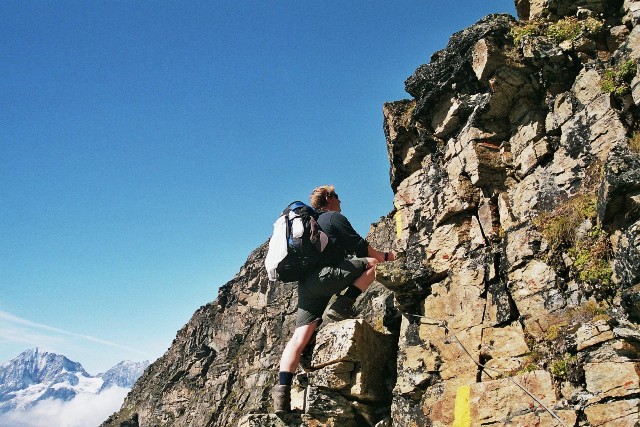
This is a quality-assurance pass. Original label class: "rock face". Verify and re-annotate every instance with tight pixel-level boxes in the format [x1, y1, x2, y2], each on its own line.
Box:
[103, 2, 640, 426]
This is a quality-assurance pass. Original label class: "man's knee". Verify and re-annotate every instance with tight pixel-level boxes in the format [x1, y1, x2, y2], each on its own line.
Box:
[362, 265, 377, 281]
[366, 257, 379, 269]
[353, 264, 376, 290]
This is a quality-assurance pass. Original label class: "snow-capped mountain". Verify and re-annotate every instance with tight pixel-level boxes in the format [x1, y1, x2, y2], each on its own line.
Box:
[98, 360, 148, 393]
[0, 348, 149, 415]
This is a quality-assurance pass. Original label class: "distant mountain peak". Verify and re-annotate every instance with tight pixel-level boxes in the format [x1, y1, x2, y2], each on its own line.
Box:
[0, 349, 148, 415]
[98, 360, 149, 393]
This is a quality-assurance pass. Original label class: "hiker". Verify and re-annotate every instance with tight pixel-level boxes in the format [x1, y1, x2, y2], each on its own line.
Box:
[272, 185, 395, 414]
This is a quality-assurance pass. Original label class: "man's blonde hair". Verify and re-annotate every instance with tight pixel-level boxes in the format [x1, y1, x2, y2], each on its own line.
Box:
[309, 185, 335, 209]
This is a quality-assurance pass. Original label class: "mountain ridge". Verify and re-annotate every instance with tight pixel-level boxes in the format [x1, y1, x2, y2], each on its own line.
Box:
[0, 348, 149, 415]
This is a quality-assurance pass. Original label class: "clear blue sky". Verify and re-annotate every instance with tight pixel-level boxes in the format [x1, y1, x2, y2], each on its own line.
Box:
[1, 0, 517, 374]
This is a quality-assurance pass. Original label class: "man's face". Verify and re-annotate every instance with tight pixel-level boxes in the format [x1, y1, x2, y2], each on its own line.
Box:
[327, 192, 341, 212]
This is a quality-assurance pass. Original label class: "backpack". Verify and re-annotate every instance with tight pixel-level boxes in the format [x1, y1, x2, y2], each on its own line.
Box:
[265, 201, 328, 282]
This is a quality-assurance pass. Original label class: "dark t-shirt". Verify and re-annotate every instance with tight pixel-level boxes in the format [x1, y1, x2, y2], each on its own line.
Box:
[317, 211, 368, 266]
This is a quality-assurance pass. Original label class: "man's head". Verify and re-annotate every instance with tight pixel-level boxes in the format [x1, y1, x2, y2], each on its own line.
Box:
[310, 185, 341, 212]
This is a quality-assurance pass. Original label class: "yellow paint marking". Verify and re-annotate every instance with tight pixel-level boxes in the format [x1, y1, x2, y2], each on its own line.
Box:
[452, 384, 471, 427]
[393, 201, 402, 239]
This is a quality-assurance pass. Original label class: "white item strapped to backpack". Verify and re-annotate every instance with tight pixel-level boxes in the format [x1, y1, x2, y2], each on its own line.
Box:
[265, 215, 288, 281]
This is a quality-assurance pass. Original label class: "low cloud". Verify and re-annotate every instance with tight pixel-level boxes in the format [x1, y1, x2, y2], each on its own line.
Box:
[0, 387, 128, 427]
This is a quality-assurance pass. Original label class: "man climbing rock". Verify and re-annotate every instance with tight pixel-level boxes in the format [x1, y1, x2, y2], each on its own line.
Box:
[272, 185, 395, 414]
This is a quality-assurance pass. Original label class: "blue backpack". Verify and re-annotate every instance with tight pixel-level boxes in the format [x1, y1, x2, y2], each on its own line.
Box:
[265, 201, 328, 282]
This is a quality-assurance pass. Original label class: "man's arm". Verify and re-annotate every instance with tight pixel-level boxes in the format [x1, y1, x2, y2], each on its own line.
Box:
[330, 212, 395, 262]
[329, 212, 368, 256]
[368, 245, 395, 263]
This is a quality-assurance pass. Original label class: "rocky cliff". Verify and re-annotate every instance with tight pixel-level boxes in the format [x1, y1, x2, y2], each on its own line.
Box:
[102, 1, 640, 426]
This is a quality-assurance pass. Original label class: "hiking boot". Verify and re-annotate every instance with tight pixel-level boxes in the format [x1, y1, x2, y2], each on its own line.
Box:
[271, 385, 291, 414]
[326, 295, 356, 321]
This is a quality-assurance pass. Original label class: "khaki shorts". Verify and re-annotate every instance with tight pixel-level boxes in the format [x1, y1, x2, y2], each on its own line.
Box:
[295, 257, 368, 327]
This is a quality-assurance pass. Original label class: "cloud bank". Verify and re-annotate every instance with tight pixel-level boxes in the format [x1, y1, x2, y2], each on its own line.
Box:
[0, 387, 128, 427]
